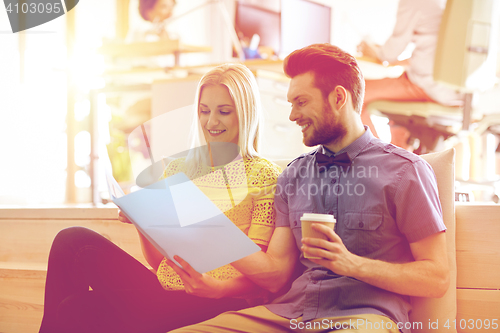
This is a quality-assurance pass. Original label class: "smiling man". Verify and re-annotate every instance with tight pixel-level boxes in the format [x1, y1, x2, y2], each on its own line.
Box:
[170, 44, 449, 333]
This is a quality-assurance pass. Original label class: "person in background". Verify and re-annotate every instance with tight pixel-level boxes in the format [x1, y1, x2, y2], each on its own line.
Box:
[38, 63, 282, 333]
[168, 43, 449, 333]
[357, 0, 462, 151]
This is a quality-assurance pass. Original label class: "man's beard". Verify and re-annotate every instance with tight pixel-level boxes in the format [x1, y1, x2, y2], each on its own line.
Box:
[303, 100, 347, 147]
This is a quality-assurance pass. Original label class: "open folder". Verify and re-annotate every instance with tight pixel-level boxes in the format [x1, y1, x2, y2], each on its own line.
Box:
[106, 170, 261, 273]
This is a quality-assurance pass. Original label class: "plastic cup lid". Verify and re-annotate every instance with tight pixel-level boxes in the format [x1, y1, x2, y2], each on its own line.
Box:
[300, 213, 335, 223]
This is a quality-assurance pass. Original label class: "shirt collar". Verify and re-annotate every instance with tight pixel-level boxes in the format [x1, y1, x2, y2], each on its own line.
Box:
[317, 126, 374, 161]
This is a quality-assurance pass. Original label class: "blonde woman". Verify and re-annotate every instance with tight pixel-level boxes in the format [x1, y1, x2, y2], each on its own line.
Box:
[38, 64, 281, 333]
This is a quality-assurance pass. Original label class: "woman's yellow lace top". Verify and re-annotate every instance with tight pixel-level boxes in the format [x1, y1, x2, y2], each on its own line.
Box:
[156, 156, 281, 290]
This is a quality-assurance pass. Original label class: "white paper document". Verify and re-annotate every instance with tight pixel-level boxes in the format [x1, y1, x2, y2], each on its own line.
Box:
[106, 171, 260, 273]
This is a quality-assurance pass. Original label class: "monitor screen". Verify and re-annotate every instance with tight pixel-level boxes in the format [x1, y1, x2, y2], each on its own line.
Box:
[281, 0, 331, 58]
[235, 3, 281, 55]
[235, 0, 331, 59]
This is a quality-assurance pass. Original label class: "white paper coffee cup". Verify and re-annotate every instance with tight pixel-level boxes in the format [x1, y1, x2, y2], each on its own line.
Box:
[301, 213, 336, 259]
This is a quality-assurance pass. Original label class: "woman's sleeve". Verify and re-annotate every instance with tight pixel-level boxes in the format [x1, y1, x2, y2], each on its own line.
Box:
[159, 158, 183, 180]
[246, 161, 282, 247]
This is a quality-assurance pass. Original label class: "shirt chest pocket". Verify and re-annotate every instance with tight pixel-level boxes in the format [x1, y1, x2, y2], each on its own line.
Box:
[340, 212, 383, 256]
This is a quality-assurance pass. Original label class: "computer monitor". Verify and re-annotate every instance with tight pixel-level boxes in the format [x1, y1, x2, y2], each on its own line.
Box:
[235, 2, 281, 55]
[280, 0, 331, 58]
[235, 0, 331, 59]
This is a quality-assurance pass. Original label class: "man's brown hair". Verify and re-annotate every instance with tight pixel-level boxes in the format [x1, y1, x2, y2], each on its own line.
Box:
[283, 43, 365, 113]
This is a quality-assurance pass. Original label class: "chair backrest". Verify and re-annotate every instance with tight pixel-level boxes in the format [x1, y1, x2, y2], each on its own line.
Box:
[410, 148, 457, 333]
[434, 0, 499, 92]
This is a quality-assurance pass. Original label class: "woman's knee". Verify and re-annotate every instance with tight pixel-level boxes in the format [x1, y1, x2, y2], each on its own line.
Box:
[54, 226, 87, 242]
[52, 227, 102, 252]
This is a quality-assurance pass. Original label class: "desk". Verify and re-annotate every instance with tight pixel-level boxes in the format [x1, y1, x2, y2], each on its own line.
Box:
[355, 56, 404, 80]
[98, 39, 212, 67]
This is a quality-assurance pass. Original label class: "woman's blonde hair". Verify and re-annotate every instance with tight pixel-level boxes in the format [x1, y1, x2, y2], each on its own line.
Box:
[190, 63, 262, 156]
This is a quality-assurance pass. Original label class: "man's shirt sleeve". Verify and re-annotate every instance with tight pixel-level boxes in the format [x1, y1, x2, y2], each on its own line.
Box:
[275, 173, 291, 228]
[393, 159, 446, 243]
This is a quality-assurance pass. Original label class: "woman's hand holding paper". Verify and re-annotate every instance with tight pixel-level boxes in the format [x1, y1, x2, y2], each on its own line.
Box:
[118, 210, 133, 224]
[167, 256, 224, 299]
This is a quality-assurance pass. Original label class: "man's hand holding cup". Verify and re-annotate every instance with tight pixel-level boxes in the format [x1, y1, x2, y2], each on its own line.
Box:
[300, 213, 336, 260]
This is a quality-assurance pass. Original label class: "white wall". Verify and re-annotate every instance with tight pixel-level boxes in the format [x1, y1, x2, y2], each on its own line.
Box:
[310, 0, 398, 54]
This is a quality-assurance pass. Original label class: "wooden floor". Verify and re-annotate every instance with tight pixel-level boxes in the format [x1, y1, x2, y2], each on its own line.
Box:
[455, 204, 500, 332]
[0, 265, 46, 333]
[0, 206, 146, 333]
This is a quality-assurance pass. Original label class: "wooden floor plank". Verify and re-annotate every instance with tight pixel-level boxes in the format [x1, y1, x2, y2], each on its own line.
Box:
[0, 297, 43, 333]
[0, 219, 147, 266]
[456, 289, 500, 333]
[0, 205, 118, 220]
